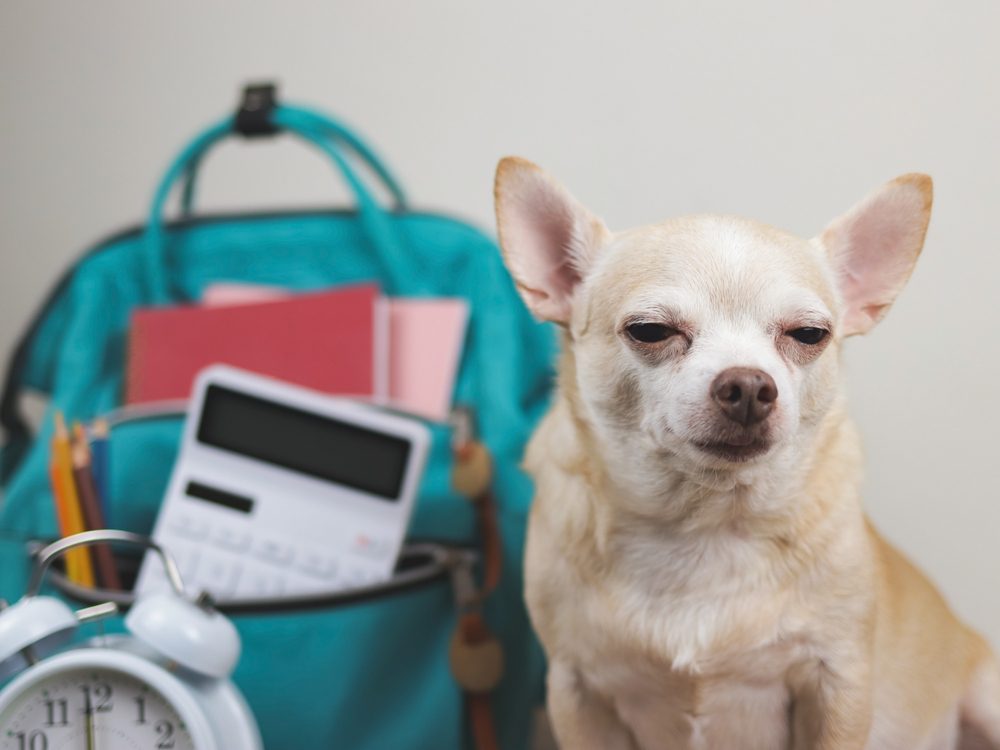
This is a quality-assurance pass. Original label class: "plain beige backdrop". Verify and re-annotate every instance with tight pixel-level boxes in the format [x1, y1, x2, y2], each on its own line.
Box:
[1, 0, 997, 661]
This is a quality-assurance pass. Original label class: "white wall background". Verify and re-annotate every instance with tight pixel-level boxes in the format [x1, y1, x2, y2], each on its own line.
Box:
[2, 1, 998, 644]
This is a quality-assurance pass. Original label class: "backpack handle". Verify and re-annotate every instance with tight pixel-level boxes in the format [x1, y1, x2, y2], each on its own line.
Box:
[177, 104, 409, 216]
[142, 104, 424, 304]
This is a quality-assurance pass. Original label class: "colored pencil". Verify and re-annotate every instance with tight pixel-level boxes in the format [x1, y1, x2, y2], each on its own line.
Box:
[72, 424, 122, 591]
[90, 418, 111, 525]
[52, 412, 95, 587]
[48, 461, 81, 583]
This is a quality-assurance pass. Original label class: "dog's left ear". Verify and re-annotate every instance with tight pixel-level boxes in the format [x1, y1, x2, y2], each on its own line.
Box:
[818, 173, 933, 336]
[494, 157, 610, 324]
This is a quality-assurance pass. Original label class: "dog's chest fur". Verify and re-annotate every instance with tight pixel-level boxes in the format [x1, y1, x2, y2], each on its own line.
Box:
[528, 516, 813, 749]
[583, 645, 796, 750]
[523, 404, 855, 749]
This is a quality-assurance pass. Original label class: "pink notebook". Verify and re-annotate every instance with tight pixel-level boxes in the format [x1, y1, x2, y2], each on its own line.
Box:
[203, 283, 468, 420]
[386, 298, 469, 420]
[127, 285, 387, 404]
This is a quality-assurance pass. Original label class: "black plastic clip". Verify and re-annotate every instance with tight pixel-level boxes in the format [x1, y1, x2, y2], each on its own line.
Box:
[234, 83, 279, 138]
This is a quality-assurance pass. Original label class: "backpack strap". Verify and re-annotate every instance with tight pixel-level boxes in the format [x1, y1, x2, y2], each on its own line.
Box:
[0, 333, 33, 485]
[142, 103, 424, 304]
[0, 260, 80, 485]
[178, 92, 409, 217]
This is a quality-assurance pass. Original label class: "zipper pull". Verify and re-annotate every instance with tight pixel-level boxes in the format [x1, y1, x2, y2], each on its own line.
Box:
[448, 551, 481, 612]
[450, 406, 493, 500]
[450, 611, 504, 694]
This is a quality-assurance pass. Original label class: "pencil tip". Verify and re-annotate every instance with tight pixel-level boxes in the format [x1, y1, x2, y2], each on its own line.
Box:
[71, 440, 85, 467]
[73, 423, 92, 460]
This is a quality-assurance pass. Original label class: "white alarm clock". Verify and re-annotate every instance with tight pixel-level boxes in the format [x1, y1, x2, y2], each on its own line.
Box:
[0, 530, 262, 750]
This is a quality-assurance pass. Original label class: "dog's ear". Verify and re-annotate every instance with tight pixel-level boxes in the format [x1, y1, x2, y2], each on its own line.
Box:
[494, 157, 610, 323]
[818, 174, 933, 336]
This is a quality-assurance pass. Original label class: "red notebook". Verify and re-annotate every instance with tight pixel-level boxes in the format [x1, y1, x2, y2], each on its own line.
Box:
[126, 284, 387, 404]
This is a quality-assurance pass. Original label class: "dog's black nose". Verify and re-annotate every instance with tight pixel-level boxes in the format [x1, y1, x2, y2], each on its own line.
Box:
[711, 368, 778, 426]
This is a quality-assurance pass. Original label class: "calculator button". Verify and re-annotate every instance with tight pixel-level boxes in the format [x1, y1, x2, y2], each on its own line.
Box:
[351, 534, 371, 552]
[358, 569, 386, 586]
[243, 568, 269, 597]
[255, 539, 295, 566]
[172, 545, 201, 581]
[199, 556, 241, 598]
[342, 568, 372, 588]
[213, 528, 252, 552]
[351, 534, 390, 559]
[243, 566, 286, 598]
[297, 552, 338, 580]
[168, 515, 209, 541]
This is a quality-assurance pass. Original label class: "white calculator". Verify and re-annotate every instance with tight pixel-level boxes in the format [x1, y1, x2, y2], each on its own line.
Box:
[136, 365, 431, 601]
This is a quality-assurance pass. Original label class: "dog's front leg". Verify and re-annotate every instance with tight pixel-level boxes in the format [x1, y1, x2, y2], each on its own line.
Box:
[546, 660, 638, 750]
[789, 658, 873, 750]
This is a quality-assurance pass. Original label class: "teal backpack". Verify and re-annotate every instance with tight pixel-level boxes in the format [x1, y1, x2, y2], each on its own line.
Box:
[0, 89, 554, 749]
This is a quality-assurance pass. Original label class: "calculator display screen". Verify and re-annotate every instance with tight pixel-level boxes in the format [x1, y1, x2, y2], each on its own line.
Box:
[197, 385, 411, 501]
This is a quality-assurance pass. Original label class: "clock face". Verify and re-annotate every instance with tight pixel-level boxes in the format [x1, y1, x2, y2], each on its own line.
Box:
[0, 667, 195, 750]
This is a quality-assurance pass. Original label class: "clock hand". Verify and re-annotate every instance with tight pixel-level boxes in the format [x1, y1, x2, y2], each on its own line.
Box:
[85, 707, 95, 750]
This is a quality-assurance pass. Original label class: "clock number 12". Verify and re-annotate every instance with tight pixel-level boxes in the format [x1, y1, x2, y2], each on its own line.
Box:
[80, 683, 113, 714]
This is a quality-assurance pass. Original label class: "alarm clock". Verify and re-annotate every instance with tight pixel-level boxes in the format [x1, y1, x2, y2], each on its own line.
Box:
[0, 530, 262, 750]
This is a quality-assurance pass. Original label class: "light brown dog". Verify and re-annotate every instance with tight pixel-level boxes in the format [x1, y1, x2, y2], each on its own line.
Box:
[494, 157, 1000, 749]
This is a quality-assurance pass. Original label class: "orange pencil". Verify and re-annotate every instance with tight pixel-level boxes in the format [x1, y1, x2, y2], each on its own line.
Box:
[72, 424, 121, 591]
[52, 412, 95, 587]
[48, 461, 81, 582]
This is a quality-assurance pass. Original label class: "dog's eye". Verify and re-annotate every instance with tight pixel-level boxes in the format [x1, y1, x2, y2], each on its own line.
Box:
[626, 323, 677, 343]
[788, 327, 829, 345]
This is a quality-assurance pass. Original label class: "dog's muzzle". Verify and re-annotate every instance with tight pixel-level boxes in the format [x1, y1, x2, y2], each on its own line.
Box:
[695, 367, 778, 462]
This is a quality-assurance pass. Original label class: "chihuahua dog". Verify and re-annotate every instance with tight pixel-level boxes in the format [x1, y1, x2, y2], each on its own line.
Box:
[494, 158, 1000, 749]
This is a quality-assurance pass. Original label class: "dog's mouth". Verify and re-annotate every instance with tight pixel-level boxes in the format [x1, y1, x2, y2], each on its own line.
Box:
[694, 436, 771, 463]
